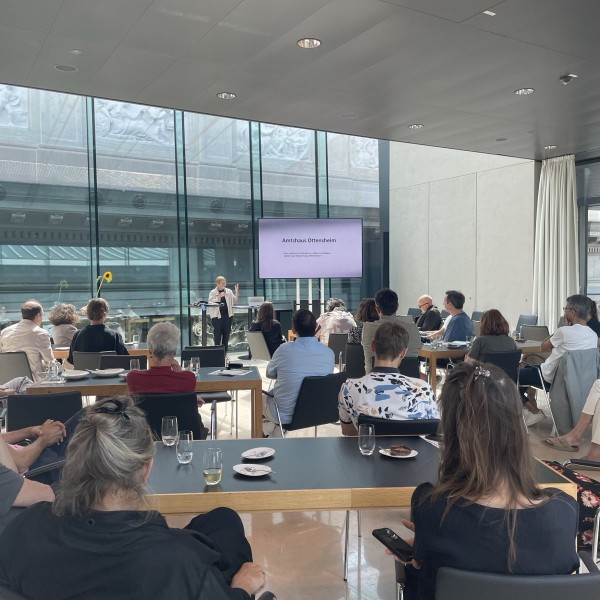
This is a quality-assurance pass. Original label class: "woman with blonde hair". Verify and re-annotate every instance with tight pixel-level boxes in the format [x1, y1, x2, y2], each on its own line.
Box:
[0, 396, 267, 599]
[208, 276, 239, 352]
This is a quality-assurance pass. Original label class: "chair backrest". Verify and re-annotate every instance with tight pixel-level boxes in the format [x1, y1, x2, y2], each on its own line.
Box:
[100, 354, 148, 370]
[345, 343, 366, 378]
[328, 333, 348, 365]
[73, 351, 116, 370]
[440, 310, 450, 319]
[516, 314, 538, 332]
[520, 325, 550, 341]
[181, 346, 225, 367]
[134, 392, 205, 440]
[0, 582, 29, 600]
[407, 307, 421, 318]
[246, 331, 272, 361]
[357, 413, 439, 435]
[398, 356, 420, 379]
[5, 391, 83, 431]
[482, 350, 523, 383]
[287, 372, 347, 431]
[436, 565, 599, 600]
[472, 320, 481, 336]
[395, 317, 422, 356]
[471, 310, 484, 321]
[0, 351, 33, 382]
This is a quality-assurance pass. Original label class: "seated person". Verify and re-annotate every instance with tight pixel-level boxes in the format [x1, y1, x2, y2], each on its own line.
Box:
[339, 322, 438, 434]
[0, 435, 55, 536]
[0, 396, 267, 599]
[67, 298, 129, 365]
[415, 295, 441, 331]
[263, 309, 335, 437]
[585, 295, 600, 337]
[127, 322, 196, 394]
[544, 378, 600, 458]
[248, 301, 285, 357]
[441, 290, 473, 342]
[48, 303, 79, 347]
[464, 309, 516, 364]
[392, 363, 578, 600]
[316, 298, 356, 346]
[347, 298, 378, 344]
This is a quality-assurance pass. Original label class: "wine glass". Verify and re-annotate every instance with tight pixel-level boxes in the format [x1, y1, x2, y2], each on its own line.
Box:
[161, 416, 178, 447]
[132, 334, 140, 348]
[203, 447, 222, 485]
[176, 430, 193, 464]
[190, 356, 200, 373]
[130, 358, 140, 371]
[358, 424, 375, 456]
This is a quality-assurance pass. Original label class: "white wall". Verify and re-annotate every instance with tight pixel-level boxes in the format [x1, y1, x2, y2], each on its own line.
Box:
[389, 142, 540, 330]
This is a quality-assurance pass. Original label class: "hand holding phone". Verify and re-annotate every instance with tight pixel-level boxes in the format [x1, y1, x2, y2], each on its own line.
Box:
[372, 528, 413, 562]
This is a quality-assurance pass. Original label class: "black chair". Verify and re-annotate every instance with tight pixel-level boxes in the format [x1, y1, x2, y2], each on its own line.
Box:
[516, 314, 538, 333]
[270, 372, 347, 436]
[483, 350, 522, 383]
[398, 356, 420, 379]
[5, 392, 83, 432]
[520, 324, 549, 342]
[72, 351, 116, 370]
[100, 354, 148, 370]
[471, 310, 484, 321]
[472, 320, 481, 336]
[440, 310, 450, 319]
[181, 345, 234, 438]
[407, 307, 421, 319]
[0, 582, 30, 600]
[0, 351, 33, 383]
[357, 413, 439, 436]
[345, 343, 366, 378]
[328, 333, 348, 366]
[134, 392, 207, 440]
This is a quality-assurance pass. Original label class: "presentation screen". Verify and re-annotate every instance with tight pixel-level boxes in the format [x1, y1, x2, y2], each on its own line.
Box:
[258, 218, 363, 279]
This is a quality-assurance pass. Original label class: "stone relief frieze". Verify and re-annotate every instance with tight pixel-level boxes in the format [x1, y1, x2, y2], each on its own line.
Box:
[350, 137, 378, 169]
[261, 124, 312, 161]
[0, 85, 28, 127]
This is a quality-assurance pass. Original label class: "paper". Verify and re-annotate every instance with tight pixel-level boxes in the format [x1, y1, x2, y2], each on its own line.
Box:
[209, 369, 252, 377]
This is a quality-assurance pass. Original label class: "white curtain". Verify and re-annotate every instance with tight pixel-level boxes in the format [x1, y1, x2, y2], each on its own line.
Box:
[532, 154, 578, 332]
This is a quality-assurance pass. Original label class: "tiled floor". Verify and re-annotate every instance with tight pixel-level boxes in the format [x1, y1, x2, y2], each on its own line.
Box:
[167, 361, 598, 599]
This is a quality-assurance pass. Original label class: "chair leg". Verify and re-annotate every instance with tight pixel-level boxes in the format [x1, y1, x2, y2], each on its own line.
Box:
[343, 510, 350, 581]
[593, 507, 600, 564]
[210, 400, 217, 440]
[357, 509, 361, 537]
[235, 391, 239, 439]
[273, 401, 286, 438]
[536, 367, 558, 436]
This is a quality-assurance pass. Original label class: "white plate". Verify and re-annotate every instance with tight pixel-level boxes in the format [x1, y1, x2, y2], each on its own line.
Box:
[63, 370, 89, 380]
[93, 368, 124, 378]
[379, 448, 418, 459]
[233, 464, 272, 477]
[118, 371, 130, 379]
[241, 447, 275, 460]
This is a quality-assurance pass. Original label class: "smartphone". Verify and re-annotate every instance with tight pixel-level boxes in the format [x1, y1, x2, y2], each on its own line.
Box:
[372, 528, 413, 561]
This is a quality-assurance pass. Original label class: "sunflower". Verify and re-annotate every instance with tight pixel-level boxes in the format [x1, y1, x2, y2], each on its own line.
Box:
[103, 271, 113, 283]
[96, 270, 113, 297]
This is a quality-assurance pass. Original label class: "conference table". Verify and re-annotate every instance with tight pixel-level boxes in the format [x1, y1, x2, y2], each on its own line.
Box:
[419, 340, 543, 394]
[27, 366, 265, 438]
[148, 436, 574, 515]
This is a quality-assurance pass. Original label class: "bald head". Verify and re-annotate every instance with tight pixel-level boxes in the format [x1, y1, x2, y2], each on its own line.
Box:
[418, 295, 433, 312]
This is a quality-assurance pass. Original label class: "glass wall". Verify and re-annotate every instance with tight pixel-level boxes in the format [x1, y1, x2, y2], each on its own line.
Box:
[0, 84, 381, 348]
[577, 161, 600, 303]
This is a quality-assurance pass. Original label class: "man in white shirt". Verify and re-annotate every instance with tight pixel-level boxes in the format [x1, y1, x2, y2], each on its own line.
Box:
[0, 300, 54, 382]
[519, 294, 598, 416]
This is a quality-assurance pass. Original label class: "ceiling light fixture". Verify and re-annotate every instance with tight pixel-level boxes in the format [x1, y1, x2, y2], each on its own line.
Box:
[544, 145, 558, 150]
[559, 73, 578, 85]
[54, 64, 78, 72]
[494, 137, 508, 142]
[408, 123, 424, 130]
[482, 10, 496, 16]
[216, 92, 236, 100]
[514, 87, 535, 95]
[68, 49, 82, 55]
[297, 38, 321, 49]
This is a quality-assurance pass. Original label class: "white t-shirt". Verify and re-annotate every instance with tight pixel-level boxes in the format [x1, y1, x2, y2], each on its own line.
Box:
[541, 324, 598, 382]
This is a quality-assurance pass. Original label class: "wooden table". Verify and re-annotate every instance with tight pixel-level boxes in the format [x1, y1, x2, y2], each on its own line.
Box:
[418, 340, 543, 394]
[148, 436, 575, 515]
[52, 345, 150, 361]
[27, 366, 265, 438]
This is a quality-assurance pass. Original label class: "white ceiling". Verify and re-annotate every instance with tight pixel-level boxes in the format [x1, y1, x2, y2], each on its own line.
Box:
[2, 0, 600, 160]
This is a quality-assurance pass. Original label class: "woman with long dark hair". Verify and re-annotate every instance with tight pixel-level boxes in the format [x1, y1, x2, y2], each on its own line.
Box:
[248, 301, 285, 357]
[347, 298, 378, 344]
[397, 363, 578, 600]
[464, 308, 516, 364]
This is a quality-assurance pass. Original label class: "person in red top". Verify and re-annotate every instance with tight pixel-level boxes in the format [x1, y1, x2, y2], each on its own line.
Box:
[127, 322, 198, 395]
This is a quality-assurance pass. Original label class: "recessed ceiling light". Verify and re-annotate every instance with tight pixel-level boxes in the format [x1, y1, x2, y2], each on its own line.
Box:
[494, 137, 508, 142]
[483, 10, 496, 16]
[341, 113, 356, 119]
[559, 73, 578, 85]
[54, 64, 77, 72]
[216, 92, 236, 100]
[68, 49, 82, 55]
[514, 88, 535, 95]
[297, 38, 321, 49]
[544, 145, 558, 150]
[408, 123, 424, 130]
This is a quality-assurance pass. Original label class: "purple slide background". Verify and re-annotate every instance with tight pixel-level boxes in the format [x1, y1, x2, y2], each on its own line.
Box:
[258, 218, 363, 278]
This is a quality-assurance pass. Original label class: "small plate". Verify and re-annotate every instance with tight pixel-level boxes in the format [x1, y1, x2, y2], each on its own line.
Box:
[241, 447, 275, 460]
[63, 370, 89, 380]
[233, 464, 272, 477]
[118, 371, 130, 379]
[379, 448, 418, 459]
[93, 368, 124, 378]
[515, 338, 527, 343]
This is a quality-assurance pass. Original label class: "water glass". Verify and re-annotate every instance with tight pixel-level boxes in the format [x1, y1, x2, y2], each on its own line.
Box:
[161, 416, 178, 447]
[203, 447, 223, 485]
[130, 358, 140, 371]
[466, 335, 475, 348]
[190, 356, 200, 373]
[176, 430, 194, 464]
[181, 359, 192, 371]
[132, 334, 140, 348]
[47, 360, 61, 382]
[358, 424, 376, 456]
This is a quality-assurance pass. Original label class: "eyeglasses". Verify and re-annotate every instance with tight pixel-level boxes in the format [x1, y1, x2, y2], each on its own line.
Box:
[93, 399, 130, 421]
[418, 303, 430, 309]
[563, 306, 574, 312]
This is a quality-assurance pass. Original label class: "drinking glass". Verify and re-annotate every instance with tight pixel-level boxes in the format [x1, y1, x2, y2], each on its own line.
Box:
[203, 447, 222, 485]
[358, 424, 376, 456]
[161, 416, 178, 447]
[176, 430, 194, 464]
[181, 359, 192, 371]
[132, 334, 140, 348]
[190, 356, 200, 373]
[466, 335, 475, 348]
[130, 358, 140, 371]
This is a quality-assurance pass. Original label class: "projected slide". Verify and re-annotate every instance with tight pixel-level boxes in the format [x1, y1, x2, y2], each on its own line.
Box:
[258, 218, 363, 279]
